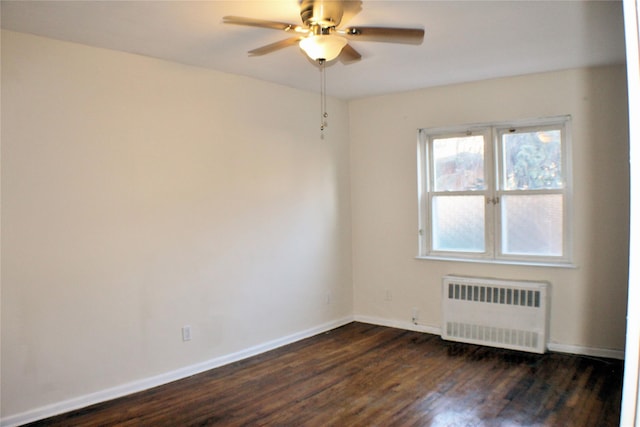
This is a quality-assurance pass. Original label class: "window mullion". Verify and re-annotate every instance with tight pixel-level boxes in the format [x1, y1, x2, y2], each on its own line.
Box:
[486, 127, 496, 259]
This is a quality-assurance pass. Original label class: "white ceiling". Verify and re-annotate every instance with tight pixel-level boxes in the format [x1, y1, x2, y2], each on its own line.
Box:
[0, 0, 627, 100]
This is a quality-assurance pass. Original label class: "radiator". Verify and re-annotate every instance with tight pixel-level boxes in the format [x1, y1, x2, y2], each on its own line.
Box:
[441, 275, 549, 354]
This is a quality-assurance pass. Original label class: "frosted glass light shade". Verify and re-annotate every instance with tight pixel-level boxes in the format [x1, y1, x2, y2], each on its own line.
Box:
[299, 34, 347, 61]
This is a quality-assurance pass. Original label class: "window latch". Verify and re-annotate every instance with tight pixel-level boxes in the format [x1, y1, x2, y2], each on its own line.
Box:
[486, 197, 500, 205]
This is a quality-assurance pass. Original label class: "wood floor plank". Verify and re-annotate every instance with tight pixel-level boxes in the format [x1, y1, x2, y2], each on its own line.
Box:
[23, 322, 623, 426]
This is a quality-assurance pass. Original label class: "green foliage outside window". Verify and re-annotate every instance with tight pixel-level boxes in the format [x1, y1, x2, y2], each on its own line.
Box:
[503, 130, 562, 191]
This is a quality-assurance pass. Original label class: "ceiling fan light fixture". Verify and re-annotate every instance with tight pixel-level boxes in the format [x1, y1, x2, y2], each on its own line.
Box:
[299, 34, 347, 61]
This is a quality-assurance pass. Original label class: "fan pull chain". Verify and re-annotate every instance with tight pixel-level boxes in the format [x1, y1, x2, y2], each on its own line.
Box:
[319, 59, 328, 139]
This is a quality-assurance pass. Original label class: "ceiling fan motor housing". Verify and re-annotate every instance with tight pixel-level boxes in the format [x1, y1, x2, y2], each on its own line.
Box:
[300, 0, 344, 28]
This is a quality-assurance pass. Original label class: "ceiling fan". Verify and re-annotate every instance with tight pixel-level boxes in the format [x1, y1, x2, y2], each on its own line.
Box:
[223, 0, 425, 64]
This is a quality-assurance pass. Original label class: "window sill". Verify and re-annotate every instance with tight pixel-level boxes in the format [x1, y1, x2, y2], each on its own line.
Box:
[414, 255, 576, 269]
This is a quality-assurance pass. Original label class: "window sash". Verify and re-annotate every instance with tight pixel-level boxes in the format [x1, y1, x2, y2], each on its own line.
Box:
[495, 124, 566, 192]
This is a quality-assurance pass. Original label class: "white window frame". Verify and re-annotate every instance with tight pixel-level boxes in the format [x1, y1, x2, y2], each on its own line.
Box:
[417, 116, 573, 266]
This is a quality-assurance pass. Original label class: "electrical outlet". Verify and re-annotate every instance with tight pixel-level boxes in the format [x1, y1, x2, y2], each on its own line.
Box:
[182, 325, 192, 342]
[325, 292, 331, 305]
[385, 290, 392, 301]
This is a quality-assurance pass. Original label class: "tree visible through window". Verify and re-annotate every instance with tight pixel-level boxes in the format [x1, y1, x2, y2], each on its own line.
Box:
[417, 117, 571, 264]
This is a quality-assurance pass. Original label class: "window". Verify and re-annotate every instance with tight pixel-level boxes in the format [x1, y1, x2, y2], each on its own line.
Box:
[417, 116, 571, 265]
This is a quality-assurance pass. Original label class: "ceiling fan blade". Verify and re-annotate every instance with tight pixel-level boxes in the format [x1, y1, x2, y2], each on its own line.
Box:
[342, 26, 425, 45]
[248, 37, 303, 56]
[340, 1, 363, 26]
[223, 16, 301, 32]
[339, 43, 362, 64]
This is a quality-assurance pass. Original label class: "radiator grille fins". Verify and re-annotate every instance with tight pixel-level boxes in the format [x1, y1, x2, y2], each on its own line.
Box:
[442, 276, 549, 354]
[447, 283, 541, 308]
[445, 322, 539, 350]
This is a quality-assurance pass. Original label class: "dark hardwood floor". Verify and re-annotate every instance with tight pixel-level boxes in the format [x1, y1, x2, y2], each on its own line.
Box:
[25, 322, 623, 426]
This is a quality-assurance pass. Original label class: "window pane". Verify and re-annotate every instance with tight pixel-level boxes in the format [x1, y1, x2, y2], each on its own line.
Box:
[501, 194, 563, 256]
[502, 130, 562, 190]
[433, 135, 485, 191]
[432, 195, 485, 252]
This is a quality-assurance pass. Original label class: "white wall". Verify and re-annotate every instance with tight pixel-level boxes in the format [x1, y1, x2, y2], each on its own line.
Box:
[349, 66, 629, 355]
[0, 30, 353, 420]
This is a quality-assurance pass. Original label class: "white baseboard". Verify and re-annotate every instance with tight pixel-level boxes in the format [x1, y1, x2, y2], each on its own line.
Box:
[0, 316, 355, 427]
[547, 342, 625, 360]
[354, 314, 442, 335]
[353, 315, 625, 360]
